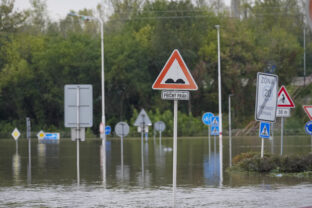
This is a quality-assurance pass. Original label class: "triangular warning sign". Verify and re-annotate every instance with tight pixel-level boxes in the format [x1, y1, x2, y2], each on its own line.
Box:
[277, 86, 295, 108]
[261, 125, 269, 137]
[303, 105, 312, 120]
[213, 128, 218, 134]
[134, 109, 152, 126]
[152, 49, 198, 90]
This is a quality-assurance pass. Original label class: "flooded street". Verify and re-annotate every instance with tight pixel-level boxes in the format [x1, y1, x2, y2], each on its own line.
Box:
[0, 136, 312, 207]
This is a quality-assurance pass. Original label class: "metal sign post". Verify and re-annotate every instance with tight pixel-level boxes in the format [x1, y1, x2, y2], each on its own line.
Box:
[276, 85, 295, 156]
[11, 128, 21, 153]
[26, 117, 31, 184]
[64, 84, 93, 186]
[152, 49, 198, 207]
[154, 121, 166, 143]
[202, 112, 214, 149]
[115, 122, 130, 181]
[259, 122, 271, 158]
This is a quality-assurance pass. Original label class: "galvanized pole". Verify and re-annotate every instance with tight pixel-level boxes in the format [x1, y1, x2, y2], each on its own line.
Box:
[141, 128, 144, 180]
[100, 18, 107, 186]
[216, 25, 223, 184]
[76, 86, 80, 186]
[261, 138, 264, 158]
[173, 100, 178, 207]
[304, 26, 306, 87]
[228, 94, 233, 167]
[271, 123, 274, 154]
[121, 135, 124, 180]
[280, 117, 284, 155]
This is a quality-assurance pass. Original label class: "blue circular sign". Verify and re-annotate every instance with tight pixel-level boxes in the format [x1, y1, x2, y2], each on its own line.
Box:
[305, 121, 312, 135]
[202, 112, 214, 126]
[105, 126, 111, 135]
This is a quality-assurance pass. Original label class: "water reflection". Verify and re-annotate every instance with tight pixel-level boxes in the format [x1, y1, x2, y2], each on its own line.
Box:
[27, 139, 31, 185]
[100, 140, 111, 187]
[1, 136, 312, 190]
[12, 153, 21, 184]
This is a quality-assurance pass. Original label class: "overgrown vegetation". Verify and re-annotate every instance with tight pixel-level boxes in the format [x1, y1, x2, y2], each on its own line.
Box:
[230, 152, 312, 174]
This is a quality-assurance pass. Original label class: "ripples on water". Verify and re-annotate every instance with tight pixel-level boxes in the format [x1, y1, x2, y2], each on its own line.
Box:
[1, 184, 312, 207]
[1, 137, 312, 207]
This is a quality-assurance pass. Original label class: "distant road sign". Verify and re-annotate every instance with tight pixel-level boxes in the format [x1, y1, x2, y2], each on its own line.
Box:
[115, 122, 130, 137]
[255, 72, 278, 122]
[11, 128, 21, 141]
[105, 126, 111, 135]
[259, 122, 270, 139]
[202, 112, 214, 126]
[211, 116, 219, 127]
[37, 130, 45, 140]
[276, 108, 290, 117]
[154, 121, 166, 132]
[161, 91, 189, 100]
[64, 85, 93, 128]
[210, 126, 219, 136]
[134, 109, 152, 127]
[305, 121, 312, 135]
[44, 133, 60, 140]
[277, 85, 295, 108]
[152, 49, 198, 91]
[303, 105, 312, 120]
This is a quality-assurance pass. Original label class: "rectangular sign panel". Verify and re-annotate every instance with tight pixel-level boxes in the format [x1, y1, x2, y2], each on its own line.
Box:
[276, 108, 290, 117]
[255, 73, 278, 122]
[259, 121, 271, 139]
[161, 91, 189, 100]
[64, 85, 93, 128]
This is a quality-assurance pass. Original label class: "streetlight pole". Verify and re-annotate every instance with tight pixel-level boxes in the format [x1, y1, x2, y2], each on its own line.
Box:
[216, 25, 223, 185]
[228, 94, 233, 167]
[68, 12, 106, 184]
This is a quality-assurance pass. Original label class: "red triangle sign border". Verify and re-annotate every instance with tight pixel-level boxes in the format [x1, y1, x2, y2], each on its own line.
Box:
[303, 105, 312, 120]
[277, 85, 295, 108]
[152, 49, 198, 91]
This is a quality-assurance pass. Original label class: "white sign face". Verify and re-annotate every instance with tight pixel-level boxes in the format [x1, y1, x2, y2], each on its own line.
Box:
[134, 109, 152, 127]
[276, 108, 290, 117]
[277, 86, 295, 108]
[71, 128, 85, 141]
[152, 49, 198, 90]
[255, 73, 278, 122]
[161, 91, 189, 100]
[37, 130, 45, 140]
[154, 121, 166, 132]
[11, 128, 21, 141]
[64, 85, 93, 128]
[115, 122, 130, 137]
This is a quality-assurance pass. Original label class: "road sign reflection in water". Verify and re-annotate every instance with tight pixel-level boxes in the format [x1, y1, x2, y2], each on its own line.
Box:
[115, 122, 130, 181]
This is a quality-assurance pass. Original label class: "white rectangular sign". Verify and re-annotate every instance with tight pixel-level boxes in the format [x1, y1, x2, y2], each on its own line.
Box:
[276, 108, 290, 117]
[161, 91, 189, 100]
[255, 72, 278, 122]
[64, 85, 93, 128]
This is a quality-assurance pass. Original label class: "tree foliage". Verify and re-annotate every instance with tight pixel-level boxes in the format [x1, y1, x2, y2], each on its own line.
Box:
[0, 0, 308, 135]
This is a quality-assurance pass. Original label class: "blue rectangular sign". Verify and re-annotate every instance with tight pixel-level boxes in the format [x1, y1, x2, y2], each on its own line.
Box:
[210, 126, 219, 136]
[211, 116, 219, 127]
[44, 133, 60, 140]
[259, 122, 270, 139]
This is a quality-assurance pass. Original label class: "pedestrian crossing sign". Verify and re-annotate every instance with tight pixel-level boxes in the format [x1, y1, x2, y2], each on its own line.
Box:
[259, 122, 270, 139]
[211, 116, 219, 127]
[210, 126, 219, 136]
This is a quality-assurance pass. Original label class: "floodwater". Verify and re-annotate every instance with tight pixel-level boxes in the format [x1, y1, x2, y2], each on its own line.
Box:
[0, 135, 312, 207]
